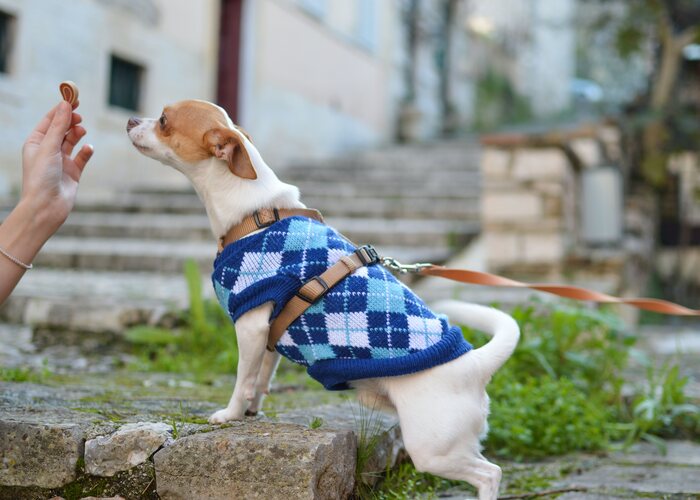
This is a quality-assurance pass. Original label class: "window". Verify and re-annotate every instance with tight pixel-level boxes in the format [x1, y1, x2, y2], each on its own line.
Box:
[0, 10, 17, 74]
[355, 0, 377, 50]
[299, 0, 326, 19]
[109, 55, 144, 111]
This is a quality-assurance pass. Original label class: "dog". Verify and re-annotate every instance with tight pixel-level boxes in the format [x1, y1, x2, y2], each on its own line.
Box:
[127, 100, 520, 500]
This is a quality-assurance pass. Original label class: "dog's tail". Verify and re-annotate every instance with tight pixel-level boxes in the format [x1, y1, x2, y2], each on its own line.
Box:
[432, 300, 520, 377]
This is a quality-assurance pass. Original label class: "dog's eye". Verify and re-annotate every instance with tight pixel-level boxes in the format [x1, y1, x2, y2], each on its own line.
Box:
[159, 114, 167, 128]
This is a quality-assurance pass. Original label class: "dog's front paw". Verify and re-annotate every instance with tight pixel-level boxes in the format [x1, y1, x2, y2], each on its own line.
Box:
[209, 408, 244, 424]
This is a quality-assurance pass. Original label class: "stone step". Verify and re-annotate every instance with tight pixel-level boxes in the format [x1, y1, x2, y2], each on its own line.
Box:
[75, 186, 480, 220]
[54, 211, 213, 240]
[327, 216, 478, 247]
[303, 194, 480, 219]
[288, 178, 481, 199]
[34, 237, 215, 273]
[75, 192, 205, 215]
[282, 166, 480, 183]
[0, 240, 448, 337]
[32, 236, 457, 273]
[285, 143, 481, 172]
[0, 269, 210, 333]
[30, 212, 474, 271]
[0, 381, 402, 499]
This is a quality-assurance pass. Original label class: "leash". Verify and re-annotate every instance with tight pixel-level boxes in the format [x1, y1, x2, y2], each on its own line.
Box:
[219, 209, 698, 352]
[381, 255, 700, 317]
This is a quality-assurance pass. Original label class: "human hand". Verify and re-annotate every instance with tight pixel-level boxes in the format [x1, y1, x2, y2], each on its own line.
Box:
[21, 100, 94, 235]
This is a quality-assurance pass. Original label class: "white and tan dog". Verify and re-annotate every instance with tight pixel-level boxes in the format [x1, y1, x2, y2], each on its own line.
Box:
[127, 100, 520, 500]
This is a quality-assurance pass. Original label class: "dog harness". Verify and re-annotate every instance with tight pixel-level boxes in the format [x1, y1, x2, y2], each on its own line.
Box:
[212, 216, 472, 390]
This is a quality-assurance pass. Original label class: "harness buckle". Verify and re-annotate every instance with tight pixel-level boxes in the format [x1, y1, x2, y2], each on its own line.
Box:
[296, 276, 330, 304]
[253, 208, 280, 229]
[381, 256, 433, 274]
[355, 245, 380, 266]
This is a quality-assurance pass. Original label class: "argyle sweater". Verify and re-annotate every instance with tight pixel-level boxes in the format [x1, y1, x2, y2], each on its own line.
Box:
[212, 216, 472, 390]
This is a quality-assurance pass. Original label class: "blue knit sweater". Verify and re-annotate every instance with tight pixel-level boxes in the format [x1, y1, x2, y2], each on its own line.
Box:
[212, 216, 471, 390]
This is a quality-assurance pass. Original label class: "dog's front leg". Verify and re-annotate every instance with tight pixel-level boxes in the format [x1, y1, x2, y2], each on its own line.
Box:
[209, 302, 272, 424]
[247, 349, 281, 415]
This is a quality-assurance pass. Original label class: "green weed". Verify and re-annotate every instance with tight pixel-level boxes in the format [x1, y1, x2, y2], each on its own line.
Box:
[364, 462, 470, 500]
[614, 363, 699, 450]
[352, 402, 389, 488]
[125, 260, 239, 377]
[309, 416, 324, 429]
[0, 362, 52, 383]
[456, 302, 697, 459]
[487, 376, 609, 459]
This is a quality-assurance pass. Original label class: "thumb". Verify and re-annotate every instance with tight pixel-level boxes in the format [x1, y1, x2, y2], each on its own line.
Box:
[43, 101, 71, 151]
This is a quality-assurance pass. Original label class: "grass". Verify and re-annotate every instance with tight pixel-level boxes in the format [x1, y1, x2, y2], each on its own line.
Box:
[352, 402, 391, 490]
[125, 260, 238, 379]
[309, 416, 324, 429]
[0, 365, 51, 383]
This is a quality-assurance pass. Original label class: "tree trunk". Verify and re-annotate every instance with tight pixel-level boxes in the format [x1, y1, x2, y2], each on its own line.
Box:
[641, 16, 695, 186]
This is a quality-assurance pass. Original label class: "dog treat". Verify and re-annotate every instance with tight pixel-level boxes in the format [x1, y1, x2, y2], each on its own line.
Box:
[59, 81, 79, 106]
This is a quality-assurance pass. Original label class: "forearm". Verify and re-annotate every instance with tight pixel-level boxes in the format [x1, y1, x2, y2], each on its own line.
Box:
[0, 200, 58, 304]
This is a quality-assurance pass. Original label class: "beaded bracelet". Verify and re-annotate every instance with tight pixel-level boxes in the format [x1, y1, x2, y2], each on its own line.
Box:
[0, 245, 33, 270]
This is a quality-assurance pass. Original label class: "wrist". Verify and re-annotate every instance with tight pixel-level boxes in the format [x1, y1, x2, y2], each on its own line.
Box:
[0, 201, 54, 268]
[18, 195, 66, 235]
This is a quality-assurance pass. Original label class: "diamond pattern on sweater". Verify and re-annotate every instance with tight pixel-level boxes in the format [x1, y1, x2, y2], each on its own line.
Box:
[212, 216, 471, 389]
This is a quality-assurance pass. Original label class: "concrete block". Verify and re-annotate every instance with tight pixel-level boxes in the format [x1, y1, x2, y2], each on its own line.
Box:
[512, 149, 568, 180]
[482, 192, 543, 222]
[481, 148, 512, 180]
[570, 138, 602, 168]
[522, 233, 565, 263]
[484, 233, 521, 266]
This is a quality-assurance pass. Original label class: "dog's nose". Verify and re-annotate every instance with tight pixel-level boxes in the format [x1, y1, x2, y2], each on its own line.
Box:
[126, 117, 142, 132]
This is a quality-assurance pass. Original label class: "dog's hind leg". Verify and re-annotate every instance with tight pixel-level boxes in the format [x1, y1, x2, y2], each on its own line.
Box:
[383, 360, 501, 500]
[247, 349, 281, 414]
[400, 406, 501, 500]
[209, 302, 273, 424]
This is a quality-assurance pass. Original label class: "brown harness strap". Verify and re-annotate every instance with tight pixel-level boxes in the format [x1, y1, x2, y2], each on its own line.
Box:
[219, 208, 698, 353]
[267, 245, 380, 351]
[219, 207, 324, 251]
[419, 266, 700, 316]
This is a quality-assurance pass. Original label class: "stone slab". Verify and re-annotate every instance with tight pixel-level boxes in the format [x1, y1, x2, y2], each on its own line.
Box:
[153, 421, 356, 500]
[613, 440, 700, 466]
[275, 403, 403, 485]
[85, 422, 173, 477]
[559, 464, 700, 495]
[0, 419, 84, 488]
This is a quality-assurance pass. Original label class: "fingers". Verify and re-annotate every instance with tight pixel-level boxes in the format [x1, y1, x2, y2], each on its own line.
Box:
[43, 101, 72, 151]
[32, 102, 62, 137]
[62, 125, 86, 157]
[73, 144, 94, 177]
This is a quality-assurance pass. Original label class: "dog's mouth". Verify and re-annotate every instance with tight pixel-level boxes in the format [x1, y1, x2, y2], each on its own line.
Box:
[132, 142, 152, 153]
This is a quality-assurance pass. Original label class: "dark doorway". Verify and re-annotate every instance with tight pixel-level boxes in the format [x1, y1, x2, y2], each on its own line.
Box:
[217, 0, 244, 122]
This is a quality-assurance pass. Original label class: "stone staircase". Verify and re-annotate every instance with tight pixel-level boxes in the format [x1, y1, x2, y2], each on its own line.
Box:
[0, 140, 482, 340]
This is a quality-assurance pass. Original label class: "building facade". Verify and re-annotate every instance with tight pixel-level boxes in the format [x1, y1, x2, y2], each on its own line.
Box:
[0, 0, 581, 195]
[0, 0, 220, 195]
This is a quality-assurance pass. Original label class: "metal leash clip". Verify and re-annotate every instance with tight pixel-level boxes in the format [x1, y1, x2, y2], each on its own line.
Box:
[381, 256, 433, 274]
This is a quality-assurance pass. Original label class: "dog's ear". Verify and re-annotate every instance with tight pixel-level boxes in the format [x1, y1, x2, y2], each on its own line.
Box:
[235, 125, 254, 144]
[204, 128, 257, 180]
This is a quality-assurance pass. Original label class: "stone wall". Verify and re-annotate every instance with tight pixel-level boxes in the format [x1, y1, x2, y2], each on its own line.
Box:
[479, 124, 656, 306]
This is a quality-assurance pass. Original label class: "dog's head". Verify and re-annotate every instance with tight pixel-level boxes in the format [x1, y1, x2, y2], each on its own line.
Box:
[126, 99, 257, 179]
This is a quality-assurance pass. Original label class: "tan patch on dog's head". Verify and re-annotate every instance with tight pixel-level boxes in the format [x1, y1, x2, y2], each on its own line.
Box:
[155, 100, 256, 179]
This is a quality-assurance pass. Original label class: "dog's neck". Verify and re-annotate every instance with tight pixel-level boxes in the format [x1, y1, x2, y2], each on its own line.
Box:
[173, 150, 304, 239]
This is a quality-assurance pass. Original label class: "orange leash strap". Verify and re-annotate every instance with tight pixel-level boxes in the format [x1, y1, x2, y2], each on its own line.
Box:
[416, 265, 700, 316]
